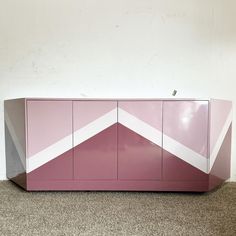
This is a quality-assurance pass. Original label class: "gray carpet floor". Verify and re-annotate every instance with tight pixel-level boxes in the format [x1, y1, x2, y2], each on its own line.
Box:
[0, 181, 236, 236]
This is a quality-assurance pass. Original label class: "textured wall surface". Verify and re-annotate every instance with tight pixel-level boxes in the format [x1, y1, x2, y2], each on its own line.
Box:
[0, 0, 236, 180]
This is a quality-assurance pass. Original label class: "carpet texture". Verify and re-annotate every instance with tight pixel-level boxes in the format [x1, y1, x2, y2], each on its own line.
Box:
[0, 181, 236, 236]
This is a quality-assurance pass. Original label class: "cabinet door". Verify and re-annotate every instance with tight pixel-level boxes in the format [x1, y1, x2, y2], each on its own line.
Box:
[27, 100, 73, 181]
[118, 101, 162, 180]
[73, 101, 117, 179]
[163, 101, 208, 181]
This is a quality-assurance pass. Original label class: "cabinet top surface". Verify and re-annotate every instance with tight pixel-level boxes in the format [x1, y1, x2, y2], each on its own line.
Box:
[4, 98, 222, 102]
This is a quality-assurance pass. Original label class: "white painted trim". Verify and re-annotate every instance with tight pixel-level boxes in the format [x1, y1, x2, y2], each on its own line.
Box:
[73, 109, 117, 146]
[27, 135, 72, 173]
[5, 112, 26, 169]
[118, 108, 162, 146]
[209, 109, 233, 171]
[0, 174, 7, 180]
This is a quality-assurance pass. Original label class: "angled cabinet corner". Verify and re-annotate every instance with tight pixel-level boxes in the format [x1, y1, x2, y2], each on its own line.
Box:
[5, 99, 27, 189]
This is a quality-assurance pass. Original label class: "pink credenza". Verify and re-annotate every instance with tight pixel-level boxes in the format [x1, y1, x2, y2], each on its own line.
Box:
[4, 98, 232, 192]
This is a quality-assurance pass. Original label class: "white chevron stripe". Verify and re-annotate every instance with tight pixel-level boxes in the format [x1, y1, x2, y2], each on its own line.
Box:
[5, 112, 26, 169]
[118, 108, 162, 146]
[209, 109, 233, 171]
[27, 134, 72, 173]
[119, 108, 232, 173]
[26, 107, 231, 174]
[27, 109, 117, 173]
[73, 109, 117, 146]
[163, 134, 208, 173]
[118, 108, 208, 173]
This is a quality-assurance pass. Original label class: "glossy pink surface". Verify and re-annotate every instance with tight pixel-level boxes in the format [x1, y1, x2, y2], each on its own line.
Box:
[118, 124, 162, 180]
[163, 150, 208, 181]
[74, 124, 117, 180]
[27, 100, 72, 157]
[28, 149, 73, 181]
[119, 101, 162, 131]
[4, 98, 232, 192]
[209, 99, 232, 154]
[209, 124, 232, 190]
[163, 101, 208, 157]
[73, 101, 117, 131]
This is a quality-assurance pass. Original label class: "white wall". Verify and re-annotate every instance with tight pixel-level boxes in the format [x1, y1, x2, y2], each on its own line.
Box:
[0, 0, 236, 180]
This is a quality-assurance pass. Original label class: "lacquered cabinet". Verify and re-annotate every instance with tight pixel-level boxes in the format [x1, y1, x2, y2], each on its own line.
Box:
[4, 98, 232, 192]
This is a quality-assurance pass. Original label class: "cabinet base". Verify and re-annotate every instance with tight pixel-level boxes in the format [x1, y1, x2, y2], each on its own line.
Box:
[25, 180, 211, 192]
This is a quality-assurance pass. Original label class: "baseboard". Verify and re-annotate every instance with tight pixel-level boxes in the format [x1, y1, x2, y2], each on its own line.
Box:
[226, 178, 236, 182]
[0, 174, 7, 180]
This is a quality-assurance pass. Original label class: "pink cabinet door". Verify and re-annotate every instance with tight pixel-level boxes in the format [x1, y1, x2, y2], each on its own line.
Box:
[73, 101, 118, 180]
[27, 100, 73, 181]
[163, 101, 209, 181]
[118, 101, 162, 180]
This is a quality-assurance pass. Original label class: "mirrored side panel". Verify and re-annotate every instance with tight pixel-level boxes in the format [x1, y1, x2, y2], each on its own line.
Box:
[5, 99, 26, 189]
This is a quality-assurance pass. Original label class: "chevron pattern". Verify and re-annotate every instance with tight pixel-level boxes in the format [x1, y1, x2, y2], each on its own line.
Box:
[23, 107, 232, 174]
[4, 100, 232, 175]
